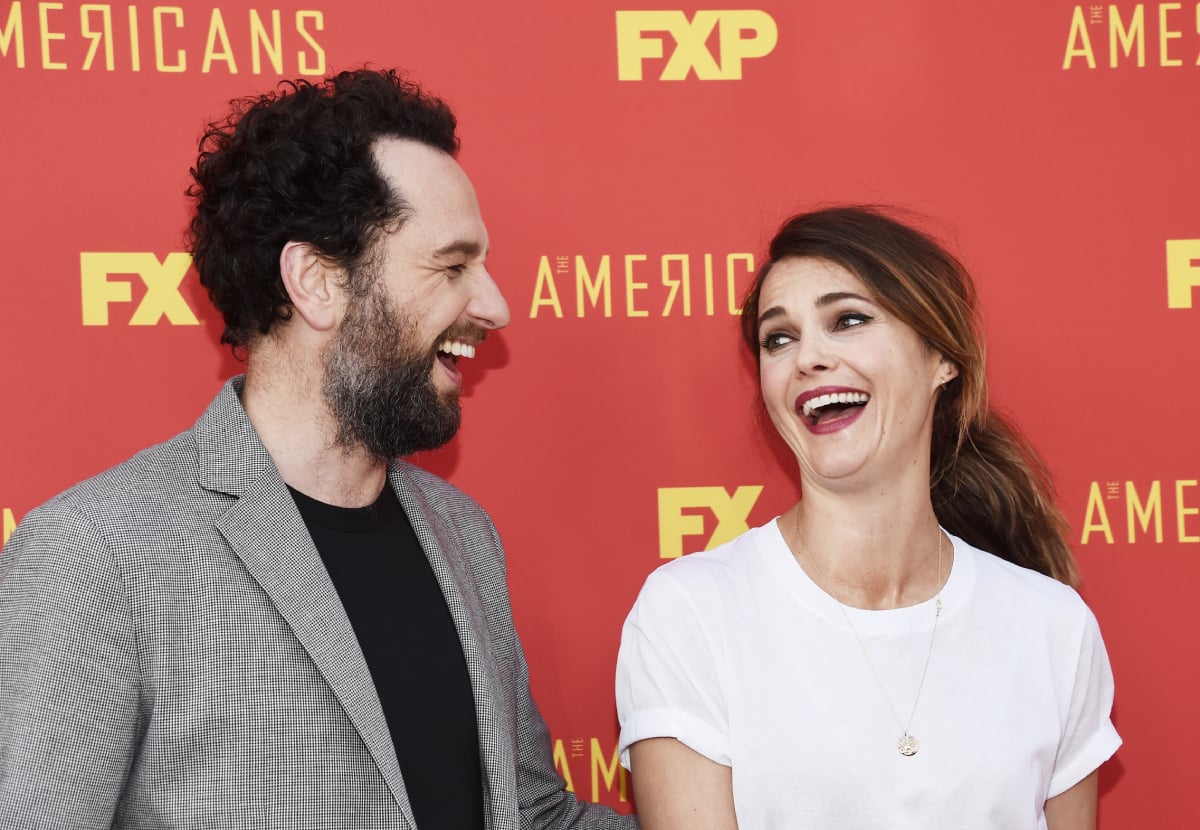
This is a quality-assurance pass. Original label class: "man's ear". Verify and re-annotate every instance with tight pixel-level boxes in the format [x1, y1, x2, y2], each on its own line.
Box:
[280, 241, 343, 332]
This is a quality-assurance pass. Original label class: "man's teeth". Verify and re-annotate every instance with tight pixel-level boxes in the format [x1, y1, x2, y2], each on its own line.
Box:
[438, 340, 476, 359]
[801, 391, 869, 418]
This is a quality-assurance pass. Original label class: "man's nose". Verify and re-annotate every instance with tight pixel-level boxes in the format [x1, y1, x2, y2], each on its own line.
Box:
[468, 268, 511, 330]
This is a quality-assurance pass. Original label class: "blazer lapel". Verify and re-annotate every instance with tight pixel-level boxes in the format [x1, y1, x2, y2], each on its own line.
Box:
[197, 378, 417, 828]
[391, 465, 516, 830]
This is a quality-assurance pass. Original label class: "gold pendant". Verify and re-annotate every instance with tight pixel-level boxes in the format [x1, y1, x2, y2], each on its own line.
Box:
[897, 734, 919, 756]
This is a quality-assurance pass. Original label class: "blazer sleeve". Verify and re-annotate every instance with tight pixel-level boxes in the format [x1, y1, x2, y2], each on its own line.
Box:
[472, 518, 638, 830]
[0, 503, 143, 829]
[511, 635, 638, 829]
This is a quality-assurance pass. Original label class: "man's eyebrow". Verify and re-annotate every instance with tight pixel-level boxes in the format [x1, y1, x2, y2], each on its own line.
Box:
[432, 239, 485, 259]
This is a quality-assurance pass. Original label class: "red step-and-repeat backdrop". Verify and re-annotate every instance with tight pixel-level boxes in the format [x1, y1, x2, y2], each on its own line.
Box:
[2, 1, 1197, 824]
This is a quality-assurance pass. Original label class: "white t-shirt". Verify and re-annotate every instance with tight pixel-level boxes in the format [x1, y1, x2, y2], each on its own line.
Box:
[616, 521, 1121, 829]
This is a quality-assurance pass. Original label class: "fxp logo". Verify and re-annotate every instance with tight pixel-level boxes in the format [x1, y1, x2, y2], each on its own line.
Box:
[616, 10, 778, 81]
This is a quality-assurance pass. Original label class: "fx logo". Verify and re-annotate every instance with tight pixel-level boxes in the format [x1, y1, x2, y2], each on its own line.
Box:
[1167, 240, 1200, 309]
[616, 10, 778, 81]
[81, 252, 200, 326]
[657, 486, 763, 558]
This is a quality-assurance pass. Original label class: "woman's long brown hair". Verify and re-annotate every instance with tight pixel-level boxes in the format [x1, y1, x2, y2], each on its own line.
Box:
[742, 206, 1078, 586]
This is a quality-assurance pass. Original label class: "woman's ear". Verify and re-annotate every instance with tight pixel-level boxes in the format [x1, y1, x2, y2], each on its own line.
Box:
[279, 241, 344, 332]
[937, 357, 960, 387]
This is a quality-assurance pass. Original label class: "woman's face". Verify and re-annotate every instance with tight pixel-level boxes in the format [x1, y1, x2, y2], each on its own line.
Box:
[755, 257, 955, 490]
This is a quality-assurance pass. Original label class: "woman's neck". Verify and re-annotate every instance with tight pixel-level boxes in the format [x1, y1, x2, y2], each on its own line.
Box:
[786, 482, 950, 610]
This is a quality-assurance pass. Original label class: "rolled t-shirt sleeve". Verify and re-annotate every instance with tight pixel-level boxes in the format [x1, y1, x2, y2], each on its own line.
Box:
[615, 567, 730, 771]
[1047, 605, 1122, 798]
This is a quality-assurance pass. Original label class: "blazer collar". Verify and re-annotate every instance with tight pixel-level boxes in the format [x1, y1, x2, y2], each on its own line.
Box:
[390, 465, 512, 829]
[198, 376, 417, 827]
[194, 375, 273, 498]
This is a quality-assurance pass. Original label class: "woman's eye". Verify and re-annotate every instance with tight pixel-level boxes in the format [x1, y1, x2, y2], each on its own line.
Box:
[760, 332, 792, 351]
[835, 312, 871, 329]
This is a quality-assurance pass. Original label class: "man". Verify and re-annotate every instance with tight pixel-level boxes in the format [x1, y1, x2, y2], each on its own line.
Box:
[0, 69, 636, 829]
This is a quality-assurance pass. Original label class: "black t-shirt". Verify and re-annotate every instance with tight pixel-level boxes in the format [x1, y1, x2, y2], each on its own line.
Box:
[289, 484, 484, 830]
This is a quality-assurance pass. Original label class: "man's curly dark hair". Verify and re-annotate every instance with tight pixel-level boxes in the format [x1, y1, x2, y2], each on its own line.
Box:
[186, 68, 459, 350]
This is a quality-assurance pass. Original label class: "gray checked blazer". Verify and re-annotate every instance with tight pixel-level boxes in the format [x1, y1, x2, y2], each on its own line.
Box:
[0, 377, 636, 830]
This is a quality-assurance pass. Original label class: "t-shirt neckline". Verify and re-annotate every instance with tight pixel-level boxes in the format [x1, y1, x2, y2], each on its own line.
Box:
[762, 517, 976, 633]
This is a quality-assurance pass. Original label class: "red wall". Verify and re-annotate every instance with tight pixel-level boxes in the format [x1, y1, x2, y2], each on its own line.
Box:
[2, 1, 1197, 824]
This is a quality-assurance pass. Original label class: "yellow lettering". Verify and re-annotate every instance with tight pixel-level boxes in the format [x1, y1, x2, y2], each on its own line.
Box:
[81, 253, 133, 325]
[657, 485, 763, 558]
[726, 253, 754, 314]
[80, 4, 114, 70]
[1080, 482, 1114, 544]
[1, 1, 26, 67]
[81, 252, 199, 326]
[708, 485, 762, 548]
[129, 252, 198, 324]
[661, 254, 691, 316]
[1126, 480, 1163, 543]
[659, 489, 706, 559]
[38, 1, 64, 69]
[1177, 480, 1199, 542]
[624, 254, 648, 317]
[615, 10, 668, 81]
[200, 7, 236, 73]
[295, 10, 324, 75]
[552, 739, 575, 793]
[590, 738, 629, 803]
[530, 256, 564, 318]
[1160, 2, 1183, 65]
[661, 11, 722, 80]
[1167, 239, 1200, 308]
[616, 10, 775, 81]
[576, 255, 612, 317]
[128, 4, 139, 70]
[716, 10, 777, 79]
[250, 8, 282, 74]
[532, 251, 755, 319]
[703, 253, 716, 315]
[1063, 6, 1097, 69]
[2, 508, 16, 547]
[1109, 3, 1145, 67]
[153, 6, 184, 72]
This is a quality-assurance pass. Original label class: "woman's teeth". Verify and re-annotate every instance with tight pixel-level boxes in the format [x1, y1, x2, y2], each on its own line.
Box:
[801, 391, 869, 418]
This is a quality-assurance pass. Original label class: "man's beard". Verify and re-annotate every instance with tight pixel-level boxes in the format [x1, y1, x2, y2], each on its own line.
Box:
[321, 283, 462, 462]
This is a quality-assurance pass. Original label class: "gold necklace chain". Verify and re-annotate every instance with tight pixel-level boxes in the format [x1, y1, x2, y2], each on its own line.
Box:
[795, 515, 945, 757]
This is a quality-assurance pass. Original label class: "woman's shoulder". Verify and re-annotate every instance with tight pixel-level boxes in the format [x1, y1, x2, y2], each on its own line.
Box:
[957, 535, 1094, 627]
[640, 520, 784, 602]
[625, 522, 787, 649]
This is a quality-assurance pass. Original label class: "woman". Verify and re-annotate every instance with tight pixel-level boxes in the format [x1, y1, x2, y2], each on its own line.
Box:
[615, 207, 1120, 829]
